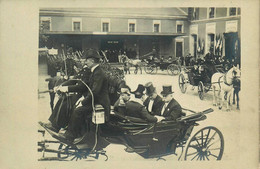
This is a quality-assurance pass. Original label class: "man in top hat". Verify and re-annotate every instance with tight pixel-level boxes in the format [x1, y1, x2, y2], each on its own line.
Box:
[46, 49, 110, 142]
[143, 82, 164, 116]
[114, 85, 164, 123]
[204, 47, 217, 77]
[155, 85, 182, 121]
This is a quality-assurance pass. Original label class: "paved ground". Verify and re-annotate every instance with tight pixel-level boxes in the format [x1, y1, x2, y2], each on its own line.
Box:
[38, 61, 240, 161]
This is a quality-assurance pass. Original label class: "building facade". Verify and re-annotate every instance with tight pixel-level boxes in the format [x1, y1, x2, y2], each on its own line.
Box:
[39, 7, 241, 64]
[188, 7, 241, 65]
[39, 8, 189, 60]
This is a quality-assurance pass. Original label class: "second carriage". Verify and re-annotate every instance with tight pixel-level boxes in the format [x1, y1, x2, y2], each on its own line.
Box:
[143, 57, 181, 75]
[178, 63, 224, 100]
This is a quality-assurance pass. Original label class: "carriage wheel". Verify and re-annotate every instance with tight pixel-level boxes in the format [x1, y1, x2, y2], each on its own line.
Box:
[198, 81, 204, 100]
[167, 64, 180, 75]
[57, 144, 90, 161]
[204, 84, 211, 93]
[144, 65, 157, 74]
[178, 74, 187, 93]
[184, 126, 224, 161]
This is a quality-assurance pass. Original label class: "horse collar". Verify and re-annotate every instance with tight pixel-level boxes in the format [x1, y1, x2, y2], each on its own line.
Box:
[223, 73, 232, 86]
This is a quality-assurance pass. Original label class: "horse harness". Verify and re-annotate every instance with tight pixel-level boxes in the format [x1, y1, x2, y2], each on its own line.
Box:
[217, 72, 233, 89]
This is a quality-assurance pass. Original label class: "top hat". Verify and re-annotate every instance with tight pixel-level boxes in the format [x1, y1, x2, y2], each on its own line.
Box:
[82, 49, 102, 59]
[145, 82, 155, 96]
[160, 85, 174, 96]
[144, 82, 156, 96]
[132, 84, 145, 98]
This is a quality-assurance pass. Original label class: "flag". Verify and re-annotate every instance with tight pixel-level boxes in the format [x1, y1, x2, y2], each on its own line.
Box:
[201, 40, 205, 54]
[197, 38, 201, 53]
[219, 36, 223, 56]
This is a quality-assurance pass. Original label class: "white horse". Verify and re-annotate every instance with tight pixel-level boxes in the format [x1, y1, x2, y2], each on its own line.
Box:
[124, 57, 143, 74]
[211, 66, 241, 111]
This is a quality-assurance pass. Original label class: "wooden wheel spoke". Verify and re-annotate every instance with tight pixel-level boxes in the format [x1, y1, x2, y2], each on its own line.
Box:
[209, 153, 219, 159]
[191, 152, 200, 161]
[186, 151, 199, 157]
[203, 129, 211, 147]
[205, 131, 217, 146]
[207, 138, 220, 149]
[193, 137, 202, 148]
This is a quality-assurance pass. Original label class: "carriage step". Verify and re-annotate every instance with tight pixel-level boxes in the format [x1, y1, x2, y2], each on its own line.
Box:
[38, 157, 66, 161]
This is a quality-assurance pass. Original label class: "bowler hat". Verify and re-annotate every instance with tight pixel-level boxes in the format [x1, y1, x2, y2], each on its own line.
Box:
[132, 84, 145, 98]
[144, 82, 156, 96]
[82, 49, 101, 59]
[160, 85, 174, 96]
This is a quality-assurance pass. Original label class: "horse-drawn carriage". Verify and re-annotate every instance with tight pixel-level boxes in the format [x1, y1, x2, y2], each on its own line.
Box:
[143, 57, 181, 75]
[178, 61, 226, 100]
[38, 100, 224, 161]
[38, 75, 224, 161]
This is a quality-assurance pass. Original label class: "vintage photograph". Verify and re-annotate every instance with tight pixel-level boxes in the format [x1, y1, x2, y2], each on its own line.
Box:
[37, 7, 242, 162]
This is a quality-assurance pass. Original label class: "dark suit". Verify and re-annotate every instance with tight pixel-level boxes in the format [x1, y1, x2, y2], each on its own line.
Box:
[67, 65, 110, 138]
[114, 100, 157, 123]
[143, 95, 164, 116]
[160, 98, 182, 121]
[48, 67, 91, 130]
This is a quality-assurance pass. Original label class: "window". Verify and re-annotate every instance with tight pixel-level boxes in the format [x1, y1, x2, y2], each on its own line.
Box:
[177, 25, 183, 33]
[229, 8, 237, 16]
[128, 19, 136, 32]
[228, 7, 240, 16]
[73, 22, 81, 31]
[72, 18, 82, 31]
[40, 17, 51, 31]
[154, 24, 159, 32]
[129, 23, 135, 32]
[153, 20, 161, 33]
[102, 23, 109, 32]
[208, 7, 215, 18]
[101, 18, 110, 32]
[176, 21, 184, 33]
[238, 8, 241, 15]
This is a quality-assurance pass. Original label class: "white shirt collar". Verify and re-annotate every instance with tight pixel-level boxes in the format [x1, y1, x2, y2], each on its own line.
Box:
[91, 64, 99, 72]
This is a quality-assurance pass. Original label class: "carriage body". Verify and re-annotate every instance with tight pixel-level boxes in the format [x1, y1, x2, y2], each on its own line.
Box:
[178, 64, 217, 100]
[143, 56, 181, 75]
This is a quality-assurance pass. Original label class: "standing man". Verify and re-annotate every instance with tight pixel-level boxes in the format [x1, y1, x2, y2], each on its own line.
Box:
[155, 85, 182, 121]
[204, 47, 217, 77]
[60, 49, 110, 141]
[143, 82, 164, 116]
[39, 56, 92, 133]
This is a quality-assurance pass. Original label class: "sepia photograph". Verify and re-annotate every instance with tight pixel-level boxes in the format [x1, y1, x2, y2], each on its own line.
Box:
[0, 0, 259, 169]
[37, 7, 240, 161]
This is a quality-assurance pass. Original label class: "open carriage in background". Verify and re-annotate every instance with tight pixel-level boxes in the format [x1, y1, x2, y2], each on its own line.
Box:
[143, 56, 181, 75]
[178, 61, 225, 100]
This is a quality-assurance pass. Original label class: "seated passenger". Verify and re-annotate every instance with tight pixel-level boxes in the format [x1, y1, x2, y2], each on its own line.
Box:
[143, 82, 164, 116]
[155, 85, 182, 121]
[189, 63, 199, 84]
[114, 85, 164, 123]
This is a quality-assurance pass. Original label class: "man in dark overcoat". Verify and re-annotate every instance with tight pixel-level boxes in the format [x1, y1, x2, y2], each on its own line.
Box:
[155, 85, 182, 121]
[40, 57, 92, 133]
[59, 49, 110, 140]
[143, 82, 164, 116]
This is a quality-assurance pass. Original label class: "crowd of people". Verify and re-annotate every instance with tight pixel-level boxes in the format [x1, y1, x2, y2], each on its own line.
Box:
[40, 48, 184, 143]
[103, 49, 137, 63]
